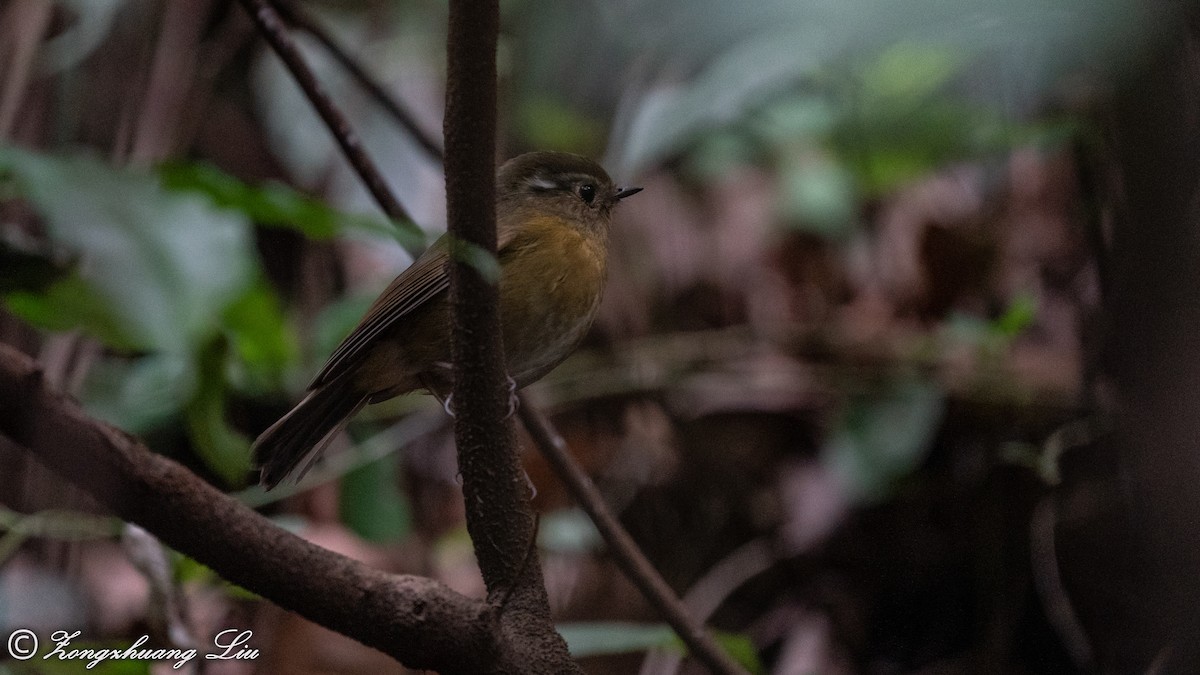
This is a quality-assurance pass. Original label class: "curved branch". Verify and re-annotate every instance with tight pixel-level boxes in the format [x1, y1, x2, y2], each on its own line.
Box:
[0, 343, 495, 674]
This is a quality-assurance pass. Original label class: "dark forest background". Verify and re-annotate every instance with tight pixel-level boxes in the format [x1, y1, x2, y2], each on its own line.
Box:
[1, 1, 1197, 673]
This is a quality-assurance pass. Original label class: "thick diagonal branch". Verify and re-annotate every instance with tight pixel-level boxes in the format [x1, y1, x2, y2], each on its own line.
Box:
[0, 343, 493, 674]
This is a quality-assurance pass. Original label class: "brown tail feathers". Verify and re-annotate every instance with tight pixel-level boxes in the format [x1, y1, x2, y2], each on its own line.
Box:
[253, 375, 366, 489]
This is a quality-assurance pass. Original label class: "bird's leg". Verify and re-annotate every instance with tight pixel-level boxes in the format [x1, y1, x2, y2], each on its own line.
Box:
[420, 372, 455, 418]
[523, 468, 538, 500]
[501, 375, 534, 497]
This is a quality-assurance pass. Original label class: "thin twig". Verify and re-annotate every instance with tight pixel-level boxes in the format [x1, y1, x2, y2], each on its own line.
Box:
[1029, 497, 1095, 669]
[271, 0, 444, 163]
[640, 539, 775, 675]
[518, 396, 749, 675]
[236, 0, 412, 224]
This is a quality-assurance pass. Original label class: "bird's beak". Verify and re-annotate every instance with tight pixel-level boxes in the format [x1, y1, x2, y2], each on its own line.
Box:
[614, 186, 643, 201]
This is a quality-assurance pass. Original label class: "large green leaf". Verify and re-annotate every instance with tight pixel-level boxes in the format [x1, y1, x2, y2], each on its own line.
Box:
[0, 146, 254, 354]
[80, 353, 196, 432]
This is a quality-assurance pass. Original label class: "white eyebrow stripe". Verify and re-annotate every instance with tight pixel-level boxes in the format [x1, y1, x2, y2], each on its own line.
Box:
[526, 175, 558, 190]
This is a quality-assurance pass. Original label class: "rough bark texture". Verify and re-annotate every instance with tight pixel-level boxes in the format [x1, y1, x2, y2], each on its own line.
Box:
[0, 343, 498, 674]
[442, 0, 580, 671]
[1060, 13, 1200, 673]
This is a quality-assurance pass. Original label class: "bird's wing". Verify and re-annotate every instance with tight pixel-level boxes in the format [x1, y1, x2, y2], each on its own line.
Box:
[309, 222, 522, 388]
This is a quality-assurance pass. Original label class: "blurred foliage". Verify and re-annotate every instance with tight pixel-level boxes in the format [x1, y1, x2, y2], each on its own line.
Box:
[249, 3, 447, 228]
[173, 552, 259, 601]
[37, 0, 128, 75]
[823, 375, 946, 503]
[339, 455, 412, 543]
[0, 146, 419, 485]
[0, 146, 254, 353]
[537, 508, 604, 553]
[0, 0, 1164, 669]
[511, 0, 1127, 234]
[158, 162, 424, 250]
[559, 622, 764, 674]
[0, 507, 124, 565]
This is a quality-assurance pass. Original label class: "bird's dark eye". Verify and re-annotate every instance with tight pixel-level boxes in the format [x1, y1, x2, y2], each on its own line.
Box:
[577, 183, 596, 205]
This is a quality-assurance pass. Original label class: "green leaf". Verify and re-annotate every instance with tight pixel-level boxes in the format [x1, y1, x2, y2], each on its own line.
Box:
[537, 508, 603, 553]
[5, 274, 138, 350]
[174, 553, 259, 601]
[682, 131, 759, 180]
[711, 631, 764, 674]
[750, 94, 839, 142]
[221, 278, 298, 394]
[38, 0, 125, 74]
[516, 97, 606, 156]
[312, 292, 376, 366]
[615, 28, 829, 174]
[339, 454, 411, 543]
[822, 375, 945, 503]
[558, 622, 764, 673]
[443, 234, 501, 284]
[80, 353, 196, 432]
[560, 622, 681, 657]
[0, 146, 254, 353]
[993, 293, 1037, 338]
[184, 339, 252, 486]
[859, 42, 962, 103]
[777, 151, 857, 236]
[158, 161, 424, 250]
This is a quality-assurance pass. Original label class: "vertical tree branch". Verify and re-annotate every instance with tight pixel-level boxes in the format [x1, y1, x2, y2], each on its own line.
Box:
[239, 0, 714, 669]
[236, 0, 576, 669]
[1058, 11, 1200, 674]
[1099, 17, 1200, 670]
[443, 0, 579, 670]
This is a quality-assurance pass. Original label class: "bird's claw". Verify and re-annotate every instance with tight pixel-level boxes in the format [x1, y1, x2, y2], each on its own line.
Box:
[504, 376, 519, 419]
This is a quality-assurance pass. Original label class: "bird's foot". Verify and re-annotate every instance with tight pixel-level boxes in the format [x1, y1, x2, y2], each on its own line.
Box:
[523, 468, 538, 500]
[504, 376, 519, 419]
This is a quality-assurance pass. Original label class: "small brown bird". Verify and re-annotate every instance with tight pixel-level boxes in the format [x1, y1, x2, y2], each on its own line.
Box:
[253, 151, 642, 487]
